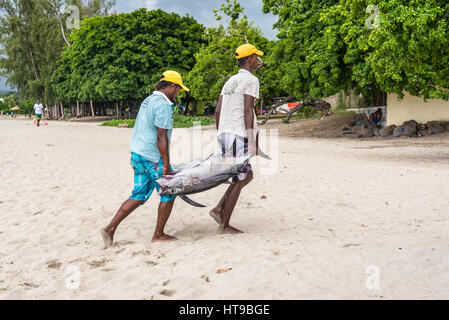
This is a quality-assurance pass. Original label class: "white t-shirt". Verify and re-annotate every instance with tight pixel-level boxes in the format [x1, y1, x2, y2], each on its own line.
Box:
[34, 103, 44, 114]
[218, 69, 259, 138]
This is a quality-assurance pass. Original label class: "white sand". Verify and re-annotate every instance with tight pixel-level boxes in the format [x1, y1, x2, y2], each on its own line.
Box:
[1, 118, 449, 299]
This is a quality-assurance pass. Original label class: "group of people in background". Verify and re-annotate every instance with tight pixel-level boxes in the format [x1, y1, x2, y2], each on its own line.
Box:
[1, 99, 46, 126]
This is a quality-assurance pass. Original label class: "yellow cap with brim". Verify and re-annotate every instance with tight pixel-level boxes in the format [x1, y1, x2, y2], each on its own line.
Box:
[235, 44, 264, 59]
[161, 70, 189, 92]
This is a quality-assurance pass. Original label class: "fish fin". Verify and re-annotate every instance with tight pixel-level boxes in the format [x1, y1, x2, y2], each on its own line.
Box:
[179, 195, 206, 208]
[257, 148, 271, 160]
[255, 131, 272, 160]
[203, 153, 215, 160]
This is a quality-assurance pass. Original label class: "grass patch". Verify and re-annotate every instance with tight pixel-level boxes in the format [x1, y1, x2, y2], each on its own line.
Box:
[101, 114, 215, 129]
[172, 114, 215, 128]
[101, 119, 136, 128]
[333, 109, 356, 116]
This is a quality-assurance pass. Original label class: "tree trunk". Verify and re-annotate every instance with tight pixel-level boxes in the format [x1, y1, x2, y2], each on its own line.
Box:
[115, 102, 120, 119]
[90, 99, 95, 117]
[44, 102, 49, 119]
[60, 101, 64, 119]
[260, 95, 296, 125]
[76, 100, 80, 117]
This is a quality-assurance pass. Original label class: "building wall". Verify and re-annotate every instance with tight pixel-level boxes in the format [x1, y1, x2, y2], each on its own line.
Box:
[323, 91, 363, 109]
[387, 93, 449, 125]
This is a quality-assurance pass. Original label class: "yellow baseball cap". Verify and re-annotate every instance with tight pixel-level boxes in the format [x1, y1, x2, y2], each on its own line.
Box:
[235, 44, 264, 59]
[160, 70, 189, 92]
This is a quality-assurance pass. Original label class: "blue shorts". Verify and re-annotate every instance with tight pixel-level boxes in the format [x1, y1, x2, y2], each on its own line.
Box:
[129, 153, 176, 203]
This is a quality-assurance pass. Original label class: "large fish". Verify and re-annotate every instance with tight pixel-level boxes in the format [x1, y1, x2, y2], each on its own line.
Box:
[156, 153, 249, 207]
[156, 134, 270, 207]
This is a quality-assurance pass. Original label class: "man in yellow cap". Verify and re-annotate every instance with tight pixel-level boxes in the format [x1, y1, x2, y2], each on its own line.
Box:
[101, 70, 188, 247]
[210, 44, 264, 234]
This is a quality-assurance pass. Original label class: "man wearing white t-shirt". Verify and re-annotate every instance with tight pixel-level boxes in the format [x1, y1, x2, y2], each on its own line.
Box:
[33, 99, 44, 127]
[210, 44, 263, 234]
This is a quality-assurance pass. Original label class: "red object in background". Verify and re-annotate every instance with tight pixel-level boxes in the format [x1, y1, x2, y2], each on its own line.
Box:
[287, 102, 300, 110]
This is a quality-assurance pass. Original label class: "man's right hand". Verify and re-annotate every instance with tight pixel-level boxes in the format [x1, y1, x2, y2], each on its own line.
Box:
[162, 165, 172, 176]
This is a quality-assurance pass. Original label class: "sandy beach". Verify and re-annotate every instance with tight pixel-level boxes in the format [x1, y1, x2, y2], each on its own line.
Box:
[1, 118, 449, 299]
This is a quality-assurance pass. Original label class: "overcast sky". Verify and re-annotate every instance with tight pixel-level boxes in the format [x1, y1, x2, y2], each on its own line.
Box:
[0, 0, 278, 91]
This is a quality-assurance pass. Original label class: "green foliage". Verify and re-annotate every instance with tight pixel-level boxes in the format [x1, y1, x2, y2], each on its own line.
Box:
[101, 114, 214, 128]
[53, 9, 205, 103]
[264, 0, 449, 101]
[262, 0, 344, 100]
[101, 119, 136, 128]
[172, 113, 215, 128]
[363, 0, 449, 100]
[186, 0, 284, 105]
[0, 0, 65, 104]
[0, 99, 9, 113]
[19, 99, 34, 115]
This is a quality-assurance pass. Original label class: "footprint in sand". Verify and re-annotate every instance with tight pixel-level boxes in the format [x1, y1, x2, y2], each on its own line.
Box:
[159, 289, 175, 297]
[132, 250, 151, 257]
[342, 243, 363, 248]
[112, 240, 135, 247]
[145, 261, 158, 266]
[88, 259, 110, 268]
[47, 260, 62, 269]
[20, 282, 39, 289]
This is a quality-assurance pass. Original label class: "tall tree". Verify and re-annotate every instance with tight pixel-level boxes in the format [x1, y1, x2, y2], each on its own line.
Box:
[47, 0, 116, 47]
[263, 0, 449, 101]
[186, 0, 282, 106]
[52, 8, 205, 105]
[0, 0, 64, 105]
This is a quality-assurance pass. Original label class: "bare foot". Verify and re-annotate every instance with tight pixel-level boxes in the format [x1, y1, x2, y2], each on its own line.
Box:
[217, 225, 243, 234]
[100, 228, 113, 248]
[209, 209, 222, 224]
[152, 233, 178, 242]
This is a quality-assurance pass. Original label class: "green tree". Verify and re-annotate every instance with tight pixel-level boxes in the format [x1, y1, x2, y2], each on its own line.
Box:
[264, 0, 449, 101]
[186, 0, 282, 106]
[52, 9, 205, 105]
[0, 0, 64, 106]
[363, 0, 448, 100]
[262, 0, 342, 101]
[0, 0, 117, 110]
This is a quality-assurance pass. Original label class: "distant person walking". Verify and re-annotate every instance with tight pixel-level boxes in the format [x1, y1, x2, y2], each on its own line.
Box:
[101, 70, 189, 248]
[34, 100, 44, 127]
